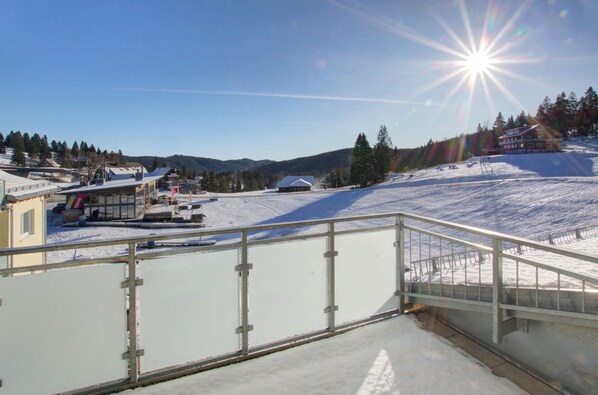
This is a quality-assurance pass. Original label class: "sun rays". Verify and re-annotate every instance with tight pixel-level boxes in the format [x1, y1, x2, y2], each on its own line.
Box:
[329, 0, 539, 130]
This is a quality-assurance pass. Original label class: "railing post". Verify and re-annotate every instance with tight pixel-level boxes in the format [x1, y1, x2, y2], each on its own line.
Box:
[126, 242, 140, 383]
[325, 222, 338, 332]
[237, 231, 253, 355]
[395, 215, 405, 314]
[492, 237, 503, 344]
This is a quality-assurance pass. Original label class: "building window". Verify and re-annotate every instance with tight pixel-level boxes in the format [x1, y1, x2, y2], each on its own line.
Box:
[21, 209, 34, 237]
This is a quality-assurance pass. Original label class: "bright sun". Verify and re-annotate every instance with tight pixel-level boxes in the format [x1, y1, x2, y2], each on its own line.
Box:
[465, 50, 492, 76]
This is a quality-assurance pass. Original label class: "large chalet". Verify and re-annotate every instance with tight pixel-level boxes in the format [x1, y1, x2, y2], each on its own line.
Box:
[498, 125, 561, 154]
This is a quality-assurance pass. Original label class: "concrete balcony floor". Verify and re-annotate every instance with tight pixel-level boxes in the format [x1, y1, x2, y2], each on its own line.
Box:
[123, 314, 555, 395]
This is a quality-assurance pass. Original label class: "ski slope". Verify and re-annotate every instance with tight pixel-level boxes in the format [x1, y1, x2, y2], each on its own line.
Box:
[47, 139, 598, 262]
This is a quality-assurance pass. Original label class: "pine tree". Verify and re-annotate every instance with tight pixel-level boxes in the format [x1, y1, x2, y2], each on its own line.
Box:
[71, 141, 80, 157]
[505, 115, 516, 130]
[552, 92, 572, 139]
[0, 132, 5, 154]
[372, 125, 393, 183]
[350, 133, 374, 188]
[23, 132, 31, 155]
[536, 97, 553, 128]
[10, 132, 26, 166]
[151, 157, 159, 172]
[29, 133, 41, 159]
[581, 87, 598, 136]
[514, 111, 528, 127]
[493, 112, 506, 135]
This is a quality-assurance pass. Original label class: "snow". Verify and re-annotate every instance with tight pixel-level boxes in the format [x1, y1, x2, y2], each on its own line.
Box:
[38, 139, 598, 394]
[46, 139, 598, 267]
[125, 316, 524, 395]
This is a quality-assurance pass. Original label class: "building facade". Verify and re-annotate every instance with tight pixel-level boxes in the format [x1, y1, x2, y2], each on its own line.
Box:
[498, 125, 561, 154]
[58, 175, 161, 221]
[0, 171, 57, 269]
[276, 176, 314, 192]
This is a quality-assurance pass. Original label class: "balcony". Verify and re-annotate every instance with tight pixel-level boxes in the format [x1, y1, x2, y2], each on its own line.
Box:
[1, 213, 597, 394]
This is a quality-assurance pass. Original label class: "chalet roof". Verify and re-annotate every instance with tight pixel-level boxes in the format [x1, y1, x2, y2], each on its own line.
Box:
[499, 124, 542, 140]
[498, 124, 560, 141]
[43, 158, 61, 168]
[56, 175, 162, 195]
[0, 170, 58, 203]
[276, 176, 314, 188]
[107, 166, 148, 175]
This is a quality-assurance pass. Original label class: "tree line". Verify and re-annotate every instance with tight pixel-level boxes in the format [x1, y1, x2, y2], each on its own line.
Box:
[2, 86, 596, 191]
[0, 130, 124, 174]
[350, 86, 598, 185]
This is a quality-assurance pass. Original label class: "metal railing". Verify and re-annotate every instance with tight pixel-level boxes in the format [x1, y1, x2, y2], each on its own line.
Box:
[1, 211, 597, 394]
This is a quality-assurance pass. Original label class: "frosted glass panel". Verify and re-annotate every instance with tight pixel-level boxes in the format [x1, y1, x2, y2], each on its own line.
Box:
[335, 229, 397, 324]
[249, 238, 327, 346]
[0, 265, 127, 395]
[139, 249, 239, 373]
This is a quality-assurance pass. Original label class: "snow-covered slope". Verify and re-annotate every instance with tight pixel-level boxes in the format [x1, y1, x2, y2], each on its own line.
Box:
[46, 138, 598, 261]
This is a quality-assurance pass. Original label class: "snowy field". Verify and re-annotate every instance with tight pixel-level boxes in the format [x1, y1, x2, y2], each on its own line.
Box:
[37, 140, 597, 394]
[125, 315, 525, 395]
[47, 139, 598, 264]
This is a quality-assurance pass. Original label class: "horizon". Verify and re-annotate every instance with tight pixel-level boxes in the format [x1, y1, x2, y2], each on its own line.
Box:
[1, 0, 597, 161]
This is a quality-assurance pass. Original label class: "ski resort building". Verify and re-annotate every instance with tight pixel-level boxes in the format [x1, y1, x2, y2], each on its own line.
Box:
[0, 170, 57, 269]
[498, 124, 561, 154]
[99, 163, 148, 181]
[276, 175, 314, 192]
[57, 173, 161, 221]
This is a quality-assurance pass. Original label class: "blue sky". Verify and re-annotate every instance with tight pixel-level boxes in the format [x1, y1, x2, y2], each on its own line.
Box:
[1, 0, 597, 161]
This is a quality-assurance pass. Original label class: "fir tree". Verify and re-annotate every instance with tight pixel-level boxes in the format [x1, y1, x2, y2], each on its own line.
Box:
[151, 157, 159, 172]
[372, 125, 393, 183]
[350, 133, 374, 188]
[514, 111, 528, 127]
[10, 132, 26, 166]
[493, 112, 506, 134]
[505, 115, 516, 130]
[0, 132, 5, 154]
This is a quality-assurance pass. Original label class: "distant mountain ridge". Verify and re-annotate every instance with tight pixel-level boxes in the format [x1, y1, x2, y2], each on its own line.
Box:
[125, 148, 353, 178]
[124, 154, 275, 173]
[254, 148, 352, 176]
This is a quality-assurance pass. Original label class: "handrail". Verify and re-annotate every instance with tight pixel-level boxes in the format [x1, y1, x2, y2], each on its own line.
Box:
[2, 211, 596, 264]
[501, 252, 598, 286]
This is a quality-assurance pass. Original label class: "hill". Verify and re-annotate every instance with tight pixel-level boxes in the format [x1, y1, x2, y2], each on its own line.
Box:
[124, 155, 274, 174]
[254, 148, 352, 177]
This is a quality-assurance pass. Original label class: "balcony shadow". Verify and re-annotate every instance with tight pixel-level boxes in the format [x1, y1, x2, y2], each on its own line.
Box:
[207, 188, 374, 244]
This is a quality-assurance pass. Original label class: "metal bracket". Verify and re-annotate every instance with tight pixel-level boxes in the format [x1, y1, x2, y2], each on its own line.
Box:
[394, 290, 405, 296]
[393, 241, 400, 247]
[323, 251, 338, 258]
[517, 318, 529, 333]
[235, 325, 254, 334]
[122, 349, 145, 360]
[324, 305, 339, 313]
[121, 278, 144, 288]
[234, 263, 253, 271]
[0, 298, 2, 307]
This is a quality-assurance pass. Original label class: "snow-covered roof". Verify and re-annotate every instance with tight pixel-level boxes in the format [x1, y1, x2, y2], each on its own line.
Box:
[56, 175, 162, 195]
[43, 158, 61, 168]
[290, 179, 312, 187]
[498, 124, 549, 140]
[277, 176, 314, 188]
[108, 166, 147, 176]
[0, 170, 58, 203]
